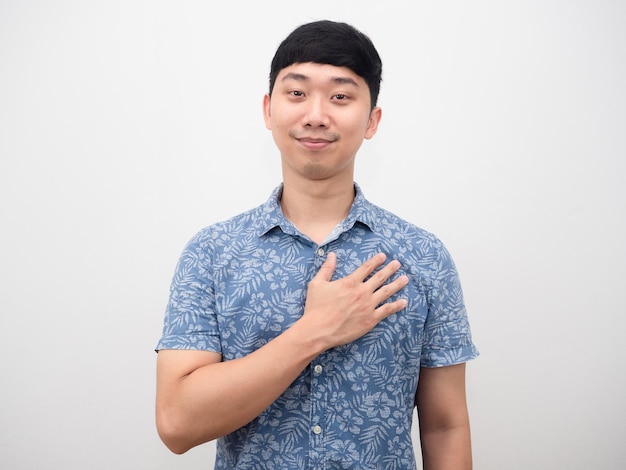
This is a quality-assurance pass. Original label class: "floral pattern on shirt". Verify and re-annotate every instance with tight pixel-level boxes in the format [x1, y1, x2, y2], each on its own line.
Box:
[157, 183, 478, 469]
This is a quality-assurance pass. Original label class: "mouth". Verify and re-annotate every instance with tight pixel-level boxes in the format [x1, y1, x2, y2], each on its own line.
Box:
[298, 138, 331, 151]
[293, 133, 339, 151]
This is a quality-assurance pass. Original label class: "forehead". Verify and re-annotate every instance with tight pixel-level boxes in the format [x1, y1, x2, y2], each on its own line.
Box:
[275, 62, 366, 89]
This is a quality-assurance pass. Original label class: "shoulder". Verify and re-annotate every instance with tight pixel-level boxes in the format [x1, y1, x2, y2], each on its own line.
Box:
[182, 203, 267, 256]
[361, 200, 456, 276]
[366, 200, 445, 249]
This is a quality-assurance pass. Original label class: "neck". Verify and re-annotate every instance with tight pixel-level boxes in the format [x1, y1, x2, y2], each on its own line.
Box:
[280, 179, 355, 244]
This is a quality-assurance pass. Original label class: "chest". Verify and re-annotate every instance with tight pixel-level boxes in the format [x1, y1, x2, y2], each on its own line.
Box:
[211, 241, 428, 362]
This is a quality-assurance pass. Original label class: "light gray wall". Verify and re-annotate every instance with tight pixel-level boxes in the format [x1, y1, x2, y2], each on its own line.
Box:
[1, 1, 624, 468]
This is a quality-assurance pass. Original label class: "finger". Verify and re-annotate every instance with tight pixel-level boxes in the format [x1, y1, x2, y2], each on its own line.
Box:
[350, 252, 387, 282]
[372, 274, 409, 305]
[365, 258, 402, 290]
[375, 297, 408, 320]
[313, 252, 337, 282]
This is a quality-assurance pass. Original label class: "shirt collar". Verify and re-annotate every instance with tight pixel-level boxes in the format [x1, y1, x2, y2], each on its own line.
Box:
[256, 183, 379, 237]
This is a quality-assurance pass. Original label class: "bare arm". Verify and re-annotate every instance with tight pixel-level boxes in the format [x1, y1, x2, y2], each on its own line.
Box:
[417, 363, 473, 470]
[156, 252, 408, 454]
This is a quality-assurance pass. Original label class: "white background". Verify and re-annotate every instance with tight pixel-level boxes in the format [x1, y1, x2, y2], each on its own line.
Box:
[1, 1, 624, 469]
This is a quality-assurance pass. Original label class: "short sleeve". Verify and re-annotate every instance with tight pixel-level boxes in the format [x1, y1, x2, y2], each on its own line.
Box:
[420, 240, 479, 367]
[155, 231, 222, 353]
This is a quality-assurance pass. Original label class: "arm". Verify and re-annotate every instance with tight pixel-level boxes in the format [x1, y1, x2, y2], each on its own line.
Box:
[156, 252, 408, 454]
[416, 363, 473, 470]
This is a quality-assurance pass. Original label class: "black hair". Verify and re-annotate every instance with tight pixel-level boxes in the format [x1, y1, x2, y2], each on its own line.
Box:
[269, 20, 383, 108]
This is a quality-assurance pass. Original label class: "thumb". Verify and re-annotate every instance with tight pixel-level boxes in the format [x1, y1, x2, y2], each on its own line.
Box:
[313, 252, 337, 282]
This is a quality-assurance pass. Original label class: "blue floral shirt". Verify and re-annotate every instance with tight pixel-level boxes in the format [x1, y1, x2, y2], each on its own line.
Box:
[157, 183, 479, 469]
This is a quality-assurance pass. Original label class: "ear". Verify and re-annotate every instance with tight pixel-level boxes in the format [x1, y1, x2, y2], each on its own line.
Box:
[364, 106, 382, 140]
[263, 94, 272, 130]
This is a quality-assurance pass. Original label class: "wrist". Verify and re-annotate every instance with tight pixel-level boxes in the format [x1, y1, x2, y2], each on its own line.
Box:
[284, 317, 330, 362]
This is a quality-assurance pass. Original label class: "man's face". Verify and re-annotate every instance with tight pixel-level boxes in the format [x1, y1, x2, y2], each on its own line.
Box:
[263, 62, 381, 184]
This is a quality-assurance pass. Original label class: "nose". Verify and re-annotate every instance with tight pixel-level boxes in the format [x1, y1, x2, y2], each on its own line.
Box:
[303, 97, 330, 128]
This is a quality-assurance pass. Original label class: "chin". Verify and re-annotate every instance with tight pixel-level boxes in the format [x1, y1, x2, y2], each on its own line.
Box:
[302, 163, 333, 180]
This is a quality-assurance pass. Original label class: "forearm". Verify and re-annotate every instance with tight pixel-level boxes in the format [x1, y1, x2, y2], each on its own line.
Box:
[420, 423, 473, 470]
[156, 321, 325, 454]
[156, 252, 408, 454]
[416, 363, 472, 470]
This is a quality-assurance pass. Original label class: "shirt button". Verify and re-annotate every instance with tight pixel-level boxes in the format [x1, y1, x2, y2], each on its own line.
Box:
[312, 425, 322, 435]
[313, 364, 323, 375]
[317, 248, 325, 256]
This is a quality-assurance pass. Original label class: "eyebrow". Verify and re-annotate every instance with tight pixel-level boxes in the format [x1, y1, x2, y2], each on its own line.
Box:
[281, 72, 359, 88]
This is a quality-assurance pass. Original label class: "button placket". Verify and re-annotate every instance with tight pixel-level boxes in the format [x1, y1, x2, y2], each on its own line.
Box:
[309, 358, 326, 453]
[312, 245, 327, 270]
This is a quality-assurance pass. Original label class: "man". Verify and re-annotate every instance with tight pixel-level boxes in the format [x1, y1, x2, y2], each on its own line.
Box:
[156, 20, 478, 469]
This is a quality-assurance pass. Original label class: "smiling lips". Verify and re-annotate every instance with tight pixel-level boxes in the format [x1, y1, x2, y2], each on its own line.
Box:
[299, 138, 331, 151]
[293, 133, 340, 151]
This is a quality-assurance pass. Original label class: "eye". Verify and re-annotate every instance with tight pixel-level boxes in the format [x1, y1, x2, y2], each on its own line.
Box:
[290, 90, 304, 97]
[333, 93, 347, 100]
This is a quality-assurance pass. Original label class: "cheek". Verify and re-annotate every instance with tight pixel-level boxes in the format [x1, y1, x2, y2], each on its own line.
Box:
[269, 112, 287, 131]
[341, 120, 370, 140]
[337, 109, 372, 135]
